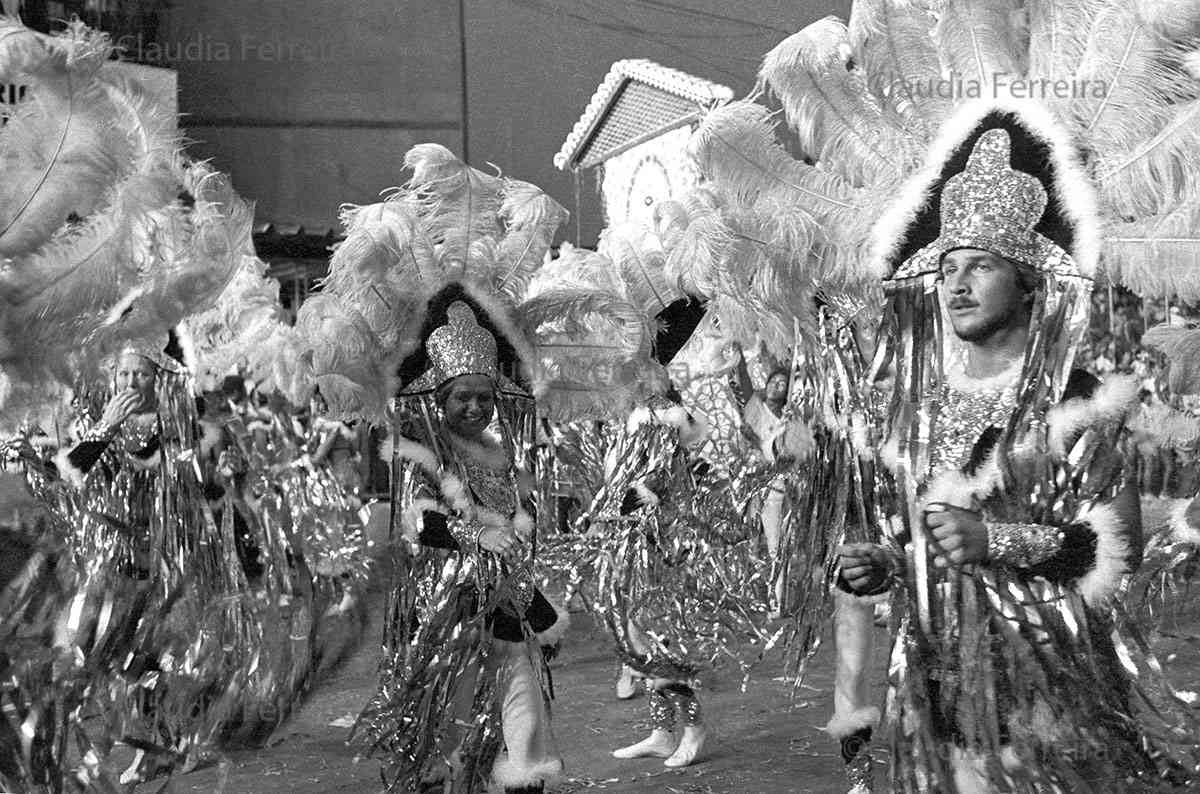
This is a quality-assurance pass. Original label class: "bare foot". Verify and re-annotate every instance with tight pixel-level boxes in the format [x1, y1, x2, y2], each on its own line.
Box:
[612, 729, 676, 759]
[664, 724, 706, 767]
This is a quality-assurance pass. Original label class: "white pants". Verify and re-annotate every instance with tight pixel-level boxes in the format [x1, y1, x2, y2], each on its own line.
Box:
[490, 640, 561, 789]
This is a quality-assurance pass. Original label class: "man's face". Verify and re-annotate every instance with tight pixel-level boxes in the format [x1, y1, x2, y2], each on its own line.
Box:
[939, 248, 1031, 343]
[440, 374, 496, 438]
[765, 373, 789, 402]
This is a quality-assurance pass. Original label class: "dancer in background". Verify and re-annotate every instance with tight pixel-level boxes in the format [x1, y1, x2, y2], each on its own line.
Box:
[589, 304, 780, 769]
[42, 342, 248, 782]
[735, 345, 812, 618]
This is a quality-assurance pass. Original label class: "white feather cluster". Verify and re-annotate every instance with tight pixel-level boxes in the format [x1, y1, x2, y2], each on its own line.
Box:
[0, 19, 263, 433]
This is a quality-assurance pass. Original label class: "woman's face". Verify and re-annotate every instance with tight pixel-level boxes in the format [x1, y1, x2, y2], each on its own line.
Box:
[115, 354, 156, 402]
[440, 374, 496, 438]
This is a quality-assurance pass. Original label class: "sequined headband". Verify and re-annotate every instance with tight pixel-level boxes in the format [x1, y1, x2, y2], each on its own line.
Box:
[892, 129, 1079, 280]
[109, 341, 184, 374]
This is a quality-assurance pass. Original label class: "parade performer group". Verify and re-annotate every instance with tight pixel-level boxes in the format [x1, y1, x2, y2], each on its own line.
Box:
[8, 3, 1200, 794]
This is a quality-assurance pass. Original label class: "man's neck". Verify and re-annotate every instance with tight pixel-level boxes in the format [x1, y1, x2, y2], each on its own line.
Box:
[963, 324, 1029, 380]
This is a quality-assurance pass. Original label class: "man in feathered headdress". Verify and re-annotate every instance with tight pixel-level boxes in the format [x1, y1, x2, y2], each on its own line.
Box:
[832, 102, 1200, 791]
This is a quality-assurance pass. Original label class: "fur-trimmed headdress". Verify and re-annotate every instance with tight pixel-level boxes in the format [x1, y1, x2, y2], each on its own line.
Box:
[869, 103, 1100, 476]
[397, 282, 533, 397]
[871, 101, 1100, 283]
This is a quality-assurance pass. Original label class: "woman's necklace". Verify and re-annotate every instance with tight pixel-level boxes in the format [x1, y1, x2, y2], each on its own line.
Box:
[448, 431, 517, 516]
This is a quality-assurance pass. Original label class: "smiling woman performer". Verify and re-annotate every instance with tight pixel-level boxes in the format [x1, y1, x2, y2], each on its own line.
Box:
[357, 286, 566, 794]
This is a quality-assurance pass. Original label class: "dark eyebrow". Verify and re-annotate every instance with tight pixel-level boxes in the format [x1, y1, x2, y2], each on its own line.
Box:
[940, 253, 993, 270]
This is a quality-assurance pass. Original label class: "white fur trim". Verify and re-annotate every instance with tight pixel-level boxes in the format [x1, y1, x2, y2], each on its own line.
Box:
[198, 421, 223, 458]
[490, 756, 563, 787]
[920, 446, 1003, 511]
[376, 432, 393, 462]
[173, 321, 198, 375]
[456, 281, 539, 389]
[512, 509, 534, 540]
[631, 481, 660, 509]
[1046, 374, 1139, 457]
[391, 437, 439, 474]
[1075, 502, 1131, 607]
[52, 447, 88, 490]
[246, 419, 272, 434]
[1169, 497, 1200, 546]
[878, 434, 900, 473]
[624, 405, 705, 441]
[822, 706, 881, 740]
[440, 473, 471, 513]
[950, 748, 991, 794]
[869, 99, 1101, 279]
[535, 599, 571, 647]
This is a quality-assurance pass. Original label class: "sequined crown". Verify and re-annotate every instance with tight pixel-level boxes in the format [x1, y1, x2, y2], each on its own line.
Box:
[939, 129, 1046, 262]
[894, 128, 1075, 278]
[412, 301, 498, 390]
[110, 340, 183, 374]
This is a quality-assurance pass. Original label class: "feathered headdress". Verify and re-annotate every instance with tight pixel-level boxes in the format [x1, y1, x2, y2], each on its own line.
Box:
[0, 18, 251, 433]
[257, 144, 693, 423]
[648, 3, 1200, 356]
[397, 285, 531, 397]
[868, 103, 1099, 485]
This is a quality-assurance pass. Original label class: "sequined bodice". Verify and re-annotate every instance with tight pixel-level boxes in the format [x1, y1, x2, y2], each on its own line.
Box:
[927, 380, 1018, 478]
[116, 417, 159, 457]
[461, 459, 517, 517]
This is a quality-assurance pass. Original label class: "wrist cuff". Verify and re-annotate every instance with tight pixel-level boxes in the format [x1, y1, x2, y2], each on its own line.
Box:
[82, 421, 116, 443]
[447, 516, 484, 549]
[986, 522, 1064, 567]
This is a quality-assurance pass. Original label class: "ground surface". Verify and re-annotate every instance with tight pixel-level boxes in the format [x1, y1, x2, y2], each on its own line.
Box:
[161, 580, 1200, 794]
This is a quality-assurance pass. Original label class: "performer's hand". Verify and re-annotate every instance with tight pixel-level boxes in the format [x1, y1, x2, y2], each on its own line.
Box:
[838, 542, 891, 593]
[926, 506, 988, 568]
[478, 526, 520, 557]
[99, 389, 142, 429]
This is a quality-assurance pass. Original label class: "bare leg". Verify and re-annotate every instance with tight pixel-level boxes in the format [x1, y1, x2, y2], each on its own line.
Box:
[663, 682, 706, 768]
[762, 478, 786, 617]
[613, 686, 677, 759]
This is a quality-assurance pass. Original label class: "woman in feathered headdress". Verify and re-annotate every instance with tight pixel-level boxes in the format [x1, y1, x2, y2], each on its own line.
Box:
[26, 336, 257, 782]
[355, 284, 566, 794]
